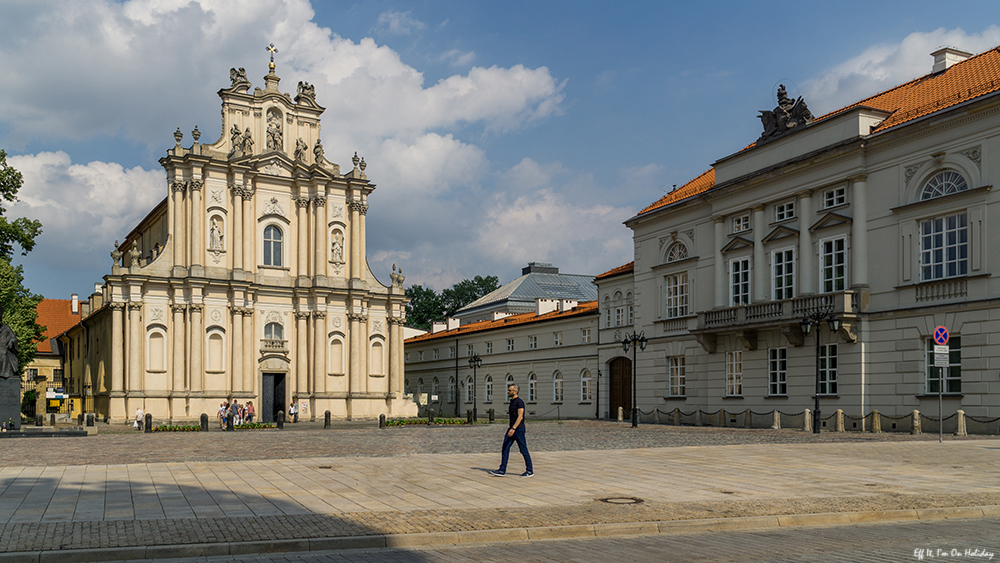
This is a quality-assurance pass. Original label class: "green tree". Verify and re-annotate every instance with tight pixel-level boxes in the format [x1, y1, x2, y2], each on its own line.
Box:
[404, 275, 501, 330]
[440, 275, 500, 317]
[0, 150, 42, 259]
[404, 284, 444, 331]
[0, 257, 44, 372]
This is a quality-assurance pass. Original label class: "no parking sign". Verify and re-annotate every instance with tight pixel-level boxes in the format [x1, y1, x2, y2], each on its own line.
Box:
[933, 326, 949, 367]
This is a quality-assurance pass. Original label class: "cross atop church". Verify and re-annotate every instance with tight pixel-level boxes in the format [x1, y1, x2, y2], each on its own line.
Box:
[266, 43, 278, 71]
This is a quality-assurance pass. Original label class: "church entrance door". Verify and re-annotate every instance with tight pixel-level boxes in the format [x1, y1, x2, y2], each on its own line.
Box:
[261, 373, 286, 423]
[608, 357, 632, 420]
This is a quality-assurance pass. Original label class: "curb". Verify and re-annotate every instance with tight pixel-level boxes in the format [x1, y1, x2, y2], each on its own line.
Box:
[0, 505, 995, 562]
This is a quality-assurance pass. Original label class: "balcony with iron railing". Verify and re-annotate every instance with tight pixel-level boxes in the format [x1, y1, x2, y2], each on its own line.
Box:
[699, 291, 862, 330]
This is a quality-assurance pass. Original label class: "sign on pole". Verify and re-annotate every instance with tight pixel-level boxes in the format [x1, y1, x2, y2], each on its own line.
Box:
[933, 326, 949, 345]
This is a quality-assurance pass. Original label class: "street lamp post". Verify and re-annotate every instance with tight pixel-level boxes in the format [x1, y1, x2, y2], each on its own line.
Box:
[799, 307, 840, 434]
[468, 354, 482, 422]
[621, 331, 647, 428]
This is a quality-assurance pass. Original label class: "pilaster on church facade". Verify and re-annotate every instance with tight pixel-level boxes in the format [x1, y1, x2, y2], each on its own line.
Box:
[71, 60, 414, 423]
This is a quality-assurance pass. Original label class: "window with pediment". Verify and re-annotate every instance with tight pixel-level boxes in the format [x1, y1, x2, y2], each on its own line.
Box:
[665, 242, 689, 262]
[921, 171, 968, 201]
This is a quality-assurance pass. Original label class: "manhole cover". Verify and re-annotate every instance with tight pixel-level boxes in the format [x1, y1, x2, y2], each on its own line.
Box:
[598, 497, 644, 505]
[317, 466, 332, 470]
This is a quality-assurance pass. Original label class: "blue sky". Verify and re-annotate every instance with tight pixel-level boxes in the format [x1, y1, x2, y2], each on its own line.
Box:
[3, 0, 1000, 299]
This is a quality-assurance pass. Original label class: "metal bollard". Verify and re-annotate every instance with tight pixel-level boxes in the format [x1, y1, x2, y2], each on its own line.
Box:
[467, 409, 473, 424]
[488, 408, 495, 423]
[277, 410, 284, 429]
[428, 408, 435, 425]
[144, 413, 152, 433]
[78, 413, 84, 426]
[35, 414, 43, 427]
[86, 414, 95, 427]
[324, 410, 331, 429]
[226, 412, 234, 431]
[200, 413, 209, 432]
[379, 413, 386, 429]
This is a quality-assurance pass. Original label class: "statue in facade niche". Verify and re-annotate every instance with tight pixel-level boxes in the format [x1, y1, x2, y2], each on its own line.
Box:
[266, 111, 283, 151]
[294, 138, 307, 162]
[229, 124, 243, 158]
[331, 231, 344, 263]
[757, 84, 814, 145]
[209, 218, 224, 251]
[242, 128, 254, 155]
[229, 67, 248, 87]
[313, 138, 324, 163]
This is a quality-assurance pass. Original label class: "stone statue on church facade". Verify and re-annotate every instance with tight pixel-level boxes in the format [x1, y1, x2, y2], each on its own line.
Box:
[266, 110, 283, 152]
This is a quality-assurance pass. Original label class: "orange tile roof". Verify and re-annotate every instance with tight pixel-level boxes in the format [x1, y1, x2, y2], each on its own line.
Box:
[637, 46, 1000, 217]
[35, 299, 80, 353]
[405, 301, 598, 344]
[594, 262, 634, 281]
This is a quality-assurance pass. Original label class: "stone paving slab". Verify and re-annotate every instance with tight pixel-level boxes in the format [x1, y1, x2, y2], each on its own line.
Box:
[1, 423, 998, 559]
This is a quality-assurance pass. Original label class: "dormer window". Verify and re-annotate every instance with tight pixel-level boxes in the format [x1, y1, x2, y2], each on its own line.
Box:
[733, 214, 750, 233]
[921, 171, 968, 200]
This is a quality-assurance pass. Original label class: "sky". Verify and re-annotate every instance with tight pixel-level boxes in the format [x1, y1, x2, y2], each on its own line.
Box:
[3, 0, 1000, 300]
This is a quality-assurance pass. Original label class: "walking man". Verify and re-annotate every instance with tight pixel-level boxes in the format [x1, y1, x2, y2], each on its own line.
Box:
[490, 384, 533, 477]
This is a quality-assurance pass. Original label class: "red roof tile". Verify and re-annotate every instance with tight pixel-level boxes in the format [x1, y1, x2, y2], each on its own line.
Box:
[405, 301, 598, 344]
[594, 262, 634, 281]
[35, 299, 80, 353]
[637, 46, 1000, 217]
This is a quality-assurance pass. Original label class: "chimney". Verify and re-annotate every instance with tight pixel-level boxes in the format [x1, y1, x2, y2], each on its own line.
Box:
[535, 298, 558, 316]
[558, 299, 578, 312]
[931, 47, 972, 73]
[522, 262, 558, 275]
[71, 294, 79, 314]
[491, 311, 512, 321]
[431, 321, 446, 334]
[446, 318, 460, 331]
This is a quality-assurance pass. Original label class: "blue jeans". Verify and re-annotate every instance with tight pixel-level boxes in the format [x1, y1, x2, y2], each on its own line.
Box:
[499, 426, 532, 473]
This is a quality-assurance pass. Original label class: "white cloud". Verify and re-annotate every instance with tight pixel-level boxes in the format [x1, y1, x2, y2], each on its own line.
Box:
[376, 10, 426, 36]
[441, 49, 476, 67]
[8, 151, 163, 270]
[802, 26, 1000, 115]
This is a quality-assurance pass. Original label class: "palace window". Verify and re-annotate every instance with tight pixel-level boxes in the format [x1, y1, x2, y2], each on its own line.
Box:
[264, 322, 283, 341]
[465, 376, 474, 403]
[921, 171, 969, 200]
[505, 374, 515, 403]
[768, 348, 787, 396]
[528, 373, 537, 402]
[448, 346, 455, 359]
[433, 349, 440, 360]
[823, 186, 846, 208]
[418, 351, 424, 362]
[665, 272, 688, 318]
[668, 356, 685, 397]
[553, 332, 563, 346]
[552, 372, 564, 403]
[772, 248, 795, 300]
[581, 328, 592, 344]
[726, 351, 742, 397]
[529, 335, 538, 349]
[926, 337, 962, 393]
[820, 237, 847, 293]
[484, 375, 493, 403]
[506, 339, 514, 352]
[467, 344, 474, 356]
[666, 242, 689, 262]
[615, 307, 624, 326]
[580, 370, 592, 402]
[733, 214, 750, 233]
[262, 225, 283, 267]
[921, 213, 968, 281]
[775, 201, 795, 221]
[730, 257, 751, 306]
[486, 342, 493, 354]
[448, 376, 455, 403]
[819, 344, 838, 395]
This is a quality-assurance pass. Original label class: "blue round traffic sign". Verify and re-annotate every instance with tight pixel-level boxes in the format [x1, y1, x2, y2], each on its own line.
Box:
[933, 326, 949, 345]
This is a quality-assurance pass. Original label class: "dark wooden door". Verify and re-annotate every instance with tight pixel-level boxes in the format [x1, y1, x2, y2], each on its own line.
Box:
[609, 357, 632, 419]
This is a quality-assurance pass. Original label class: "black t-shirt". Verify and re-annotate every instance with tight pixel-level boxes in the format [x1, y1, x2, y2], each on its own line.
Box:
[509, 397, 525, 429]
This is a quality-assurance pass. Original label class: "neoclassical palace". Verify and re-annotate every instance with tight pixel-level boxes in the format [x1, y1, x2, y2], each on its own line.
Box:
[61, 61, 414, 423]
[599, 46, 1000, 423]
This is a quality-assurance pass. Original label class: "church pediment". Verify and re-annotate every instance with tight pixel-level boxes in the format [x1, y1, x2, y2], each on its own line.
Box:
[761, 225, 799, 243]
[256, 154, 294, 178]
[809, 212, 852, 233]
[721, 236, 754, 253]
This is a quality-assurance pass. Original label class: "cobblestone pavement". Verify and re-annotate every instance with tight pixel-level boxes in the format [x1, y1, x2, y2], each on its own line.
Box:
[98, 517, 1000, 563]
[2, 422, 999, 558]
[2, 420, 989, 467]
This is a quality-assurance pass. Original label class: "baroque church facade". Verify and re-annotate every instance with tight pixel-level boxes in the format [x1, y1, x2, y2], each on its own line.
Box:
[63, 60, 414, 423]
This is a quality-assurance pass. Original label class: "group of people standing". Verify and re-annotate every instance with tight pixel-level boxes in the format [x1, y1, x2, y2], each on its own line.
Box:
[218, 400, 255, 428]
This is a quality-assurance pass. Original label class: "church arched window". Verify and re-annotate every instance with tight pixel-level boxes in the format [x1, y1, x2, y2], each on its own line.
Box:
[263, 225, 283, 266]
[921, 171, 969, 200]
[264, 322, 283, 341]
